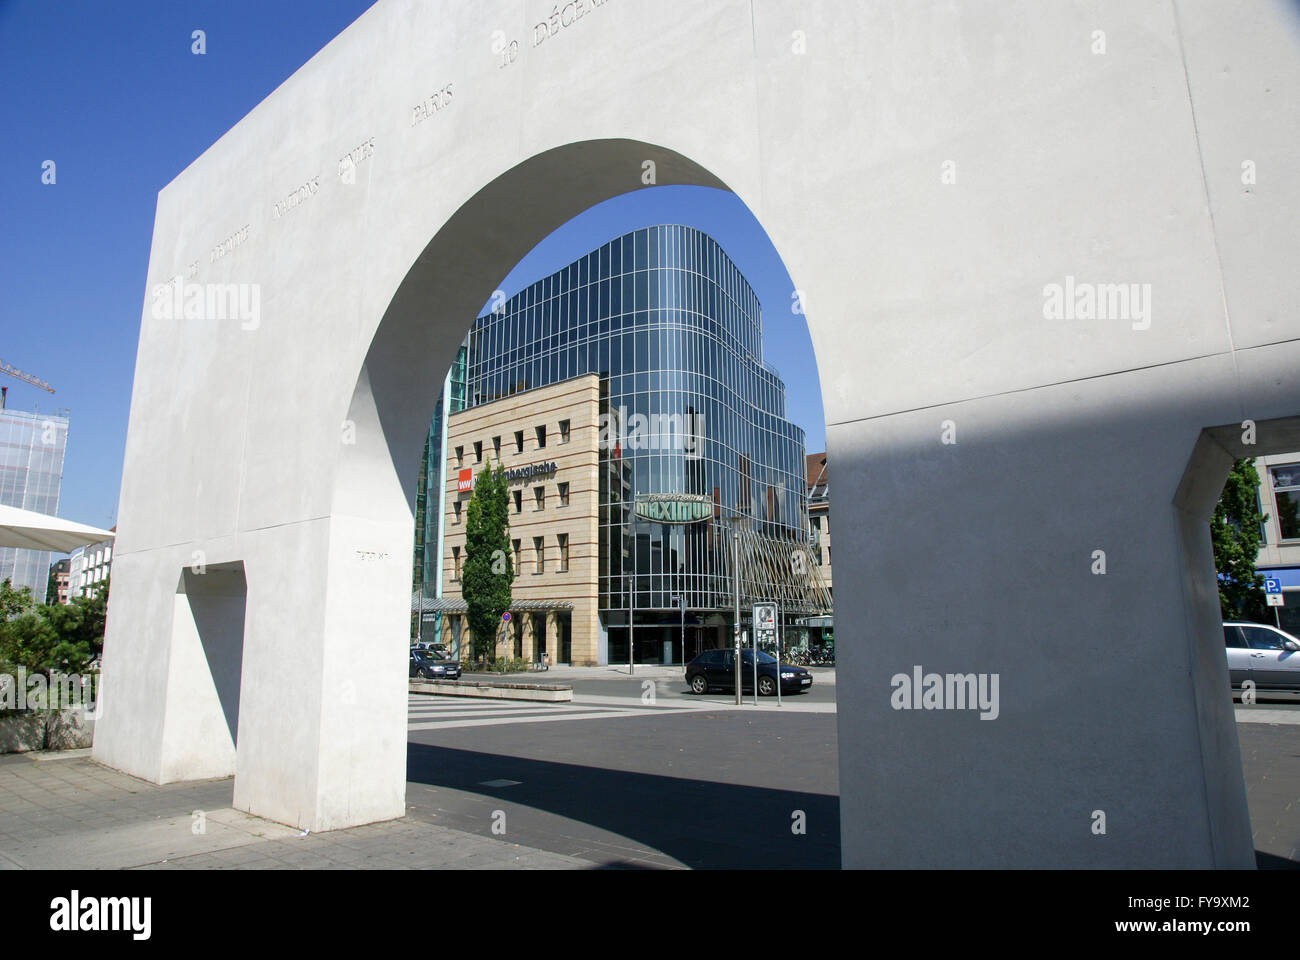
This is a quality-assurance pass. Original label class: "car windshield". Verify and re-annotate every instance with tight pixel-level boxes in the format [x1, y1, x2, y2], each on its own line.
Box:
[742, 651, 777, 664]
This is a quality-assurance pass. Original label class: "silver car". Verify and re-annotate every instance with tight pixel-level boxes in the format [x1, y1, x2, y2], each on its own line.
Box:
[1223, 622, 1300, 699]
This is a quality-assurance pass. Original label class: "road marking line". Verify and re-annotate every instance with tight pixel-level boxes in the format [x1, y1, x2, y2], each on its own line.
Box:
[1235, 707, 1300, 725]
[571, 694, 720, 709]
[405, 702, 618, 718]
[408, 698, 599, 709]
[408, 701, 568, 712]
[408, 709, 666, 731]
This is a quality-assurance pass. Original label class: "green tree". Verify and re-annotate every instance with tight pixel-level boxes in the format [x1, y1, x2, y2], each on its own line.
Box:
[0, 578, 107, 679]
[1212, 459, 1267, 621]
[1, 579, 35, 621]
[461, 459, 513, 662]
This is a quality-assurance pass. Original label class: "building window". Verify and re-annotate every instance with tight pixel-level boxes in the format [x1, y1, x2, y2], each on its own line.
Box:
[535, 425, 546, 449]
[513, 489, 522, 513]
[533, 536, 545, 573]
[455, 445, 464, 466]
[451, 546, 461, 581]
[514, 430, 524, 454]
[559, 419, 571, 444]
[493, 436, 501, 458]
[453, 500, 463, 524]
[474, 440, 483, 463]
[1272, 464, 1300, 540]
[558, 533, 569, 573]
[534, 486, 545, 510]
[512, 539, 522, 575]
[558, 482, 570, 506]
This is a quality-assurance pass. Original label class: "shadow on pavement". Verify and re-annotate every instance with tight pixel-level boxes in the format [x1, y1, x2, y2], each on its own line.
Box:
[1255, 850, 1300, 870]
[406, 742, 840, 869]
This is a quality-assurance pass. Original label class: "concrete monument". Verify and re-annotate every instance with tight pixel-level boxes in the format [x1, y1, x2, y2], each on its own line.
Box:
[94, 0, 1300, 866]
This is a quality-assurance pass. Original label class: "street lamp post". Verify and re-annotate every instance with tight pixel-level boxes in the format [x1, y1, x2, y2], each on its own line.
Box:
[679, 593, 685, 667]
[628, 477, 636, 677]
[732, 522, 742, 706]
[672, 593, 684, 666]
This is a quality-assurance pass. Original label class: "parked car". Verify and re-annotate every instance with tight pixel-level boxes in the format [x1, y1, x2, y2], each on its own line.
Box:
[410, 647, 461, 680]
[1224, 622, 1300, 698]
[685, 648, 812, 696]
[411, 641, 449, 658]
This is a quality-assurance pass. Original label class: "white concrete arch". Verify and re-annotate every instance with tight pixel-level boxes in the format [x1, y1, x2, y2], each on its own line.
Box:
[93, 0, 1300, 865]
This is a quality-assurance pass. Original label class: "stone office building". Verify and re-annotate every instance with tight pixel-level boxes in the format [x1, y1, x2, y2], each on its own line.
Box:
[1253, 453, 1300, 635]
[801, 451, 834, 650]
[419, 225, 831, 665]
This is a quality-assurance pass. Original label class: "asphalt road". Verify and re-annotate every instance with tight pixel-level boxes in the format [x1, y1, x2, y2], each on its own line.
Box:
[406, 706, 839, 869]
[406, 688, 1300, 869]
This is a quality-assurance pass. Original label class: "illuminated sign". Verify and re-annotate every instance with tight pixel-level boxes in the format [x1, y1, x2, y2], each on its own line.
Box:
[634, 494, 712, 524]
[457, 468, 474, 492]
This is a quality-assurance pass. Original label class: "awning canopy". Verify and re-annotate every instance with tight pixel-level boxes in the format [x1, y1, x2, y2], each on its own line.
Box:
[411, 594, 574, 614]
[0, 504, 116, 553]
[1259, 566, 1300, 589]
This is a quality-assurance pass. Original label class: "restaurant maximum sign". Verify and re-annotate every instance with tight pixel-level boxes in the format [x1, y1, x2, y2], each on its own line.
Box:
[634, 494, 712, 524]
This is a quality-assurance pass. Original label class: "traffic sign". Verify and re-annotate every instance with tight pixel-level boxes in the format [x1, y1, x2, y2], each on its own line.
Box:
[502, 612, 511, 622]
[1268, 593, 1285, 607]
[1264, 578, 1282, 594]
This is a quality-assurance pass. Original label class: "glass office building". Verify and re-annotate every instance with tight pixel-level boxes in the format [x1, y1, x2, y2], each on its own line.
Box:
[414, 346, 467, 592]
[431, 224, 826, 662]
[411, 346, 469, 646]
[0, 407, 70, 596]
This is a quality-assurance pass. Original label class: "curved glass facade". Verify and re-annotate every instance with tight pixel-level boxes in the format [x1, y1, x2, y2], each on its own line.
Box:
[460, 225, 815, 620]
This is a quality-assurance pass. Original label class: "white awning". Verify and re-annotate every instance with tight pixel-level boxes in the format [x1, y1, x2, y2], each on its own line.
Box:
[0, 504, 116, 553]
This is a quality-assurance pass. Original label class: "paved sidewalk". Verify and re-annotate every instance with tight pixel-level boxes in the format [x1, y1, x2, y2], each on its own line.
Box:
[3, 698, 1290, 870]
[0, 751, 589, 870]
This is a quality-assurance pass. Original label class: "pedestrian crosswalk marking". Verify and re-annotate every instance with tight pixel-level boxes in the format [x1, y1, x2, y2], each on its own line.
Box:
[410, 709, 654, 731]
[407, 694, 716, 731]
[409, 707, 615, 721]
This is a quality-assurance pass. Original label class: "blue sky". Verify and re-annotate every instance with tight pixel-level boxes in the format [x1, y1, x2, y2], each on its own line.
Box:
[0, 0, 824, 535]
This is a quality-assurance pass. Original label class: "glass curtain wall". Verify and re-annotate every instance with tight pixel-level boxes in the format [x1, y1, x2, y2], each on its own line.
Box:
[0, 410, 69, 595]
[459, 226, 809, 622]
[413, 344, 468, 635]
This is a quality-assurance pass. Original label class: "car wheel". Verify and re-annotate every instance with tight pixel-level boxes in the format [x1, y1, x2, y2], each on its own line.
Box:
[690, 674, 709, 695]
[758, 676, 776, 697]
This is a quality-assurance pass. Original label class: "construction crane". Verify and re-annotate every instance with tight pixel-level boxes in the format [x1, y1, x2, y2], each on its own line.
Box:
[0, 358, 55, 409]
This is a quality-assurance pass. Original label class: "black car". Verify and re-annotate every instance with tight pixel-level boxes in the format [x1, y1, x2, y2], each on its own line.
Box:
[685, 648, 812, 696]
[409, 648, 462, 680]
